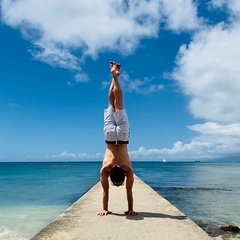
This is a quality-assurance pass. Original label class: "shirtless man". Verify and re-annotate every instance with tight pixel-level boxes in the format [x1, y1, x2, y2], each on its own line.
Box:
[98, 61, 138, 216]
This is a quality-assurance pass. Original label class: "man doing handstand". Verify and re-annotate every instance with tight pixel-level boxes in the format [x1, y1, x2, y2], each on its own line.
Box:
[98, 61, 138, 216]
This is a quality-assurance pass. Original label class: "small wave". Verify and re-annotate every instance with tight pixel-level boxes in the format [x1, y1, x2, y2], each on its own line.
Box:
[0, 227, 28, 240]
[154, 186, 232, 191]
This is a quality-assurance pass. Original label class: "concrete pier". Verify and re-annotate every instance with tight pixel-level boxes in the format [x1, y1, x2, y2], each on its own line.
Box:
[31, 175, 213, 240]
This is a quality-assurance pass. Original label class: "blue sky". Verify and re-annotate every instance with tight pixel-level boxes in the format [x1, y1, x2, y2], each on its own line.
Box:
[1, 0, 240, 162]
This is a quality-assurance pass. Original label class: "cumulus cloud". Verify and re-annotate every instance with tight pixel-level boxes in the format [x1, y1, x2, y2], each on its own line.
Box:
[47, 0, 240, 160]
[169, 2, 240, 159]
[189, 122, 240, 136]
[210, 0, 240, 15]
[173, 22, 240, 123]
[129, 142, 214, 160]
[128, 122, 240, 161]
[45, 122, 240, 161]
[160, 0, 201, 32]
[128, 122, 240, 160]
[0, 0, 202, 72]
[188, 122, 240, 157]
[1, 0, 162, 69]
[47, 151, 103, 161]
[2, 0, 240, 160]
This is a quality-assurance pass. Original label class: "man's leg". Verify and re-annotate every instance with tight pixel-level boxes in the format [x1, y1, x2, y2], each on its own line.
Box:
[108, 61, 116, 109]
[108, 79, 115, 109]
[110, 61, 124, 111]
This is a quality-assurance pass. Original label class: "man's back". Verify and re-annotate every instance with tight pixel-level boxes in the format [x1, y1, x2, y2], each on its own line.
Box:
[102, 144, 132, 173]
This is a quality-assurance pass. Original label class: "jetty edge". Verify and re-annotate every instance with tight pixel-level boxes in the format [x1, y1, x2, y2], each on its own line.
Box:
[31, 175, 213, 240]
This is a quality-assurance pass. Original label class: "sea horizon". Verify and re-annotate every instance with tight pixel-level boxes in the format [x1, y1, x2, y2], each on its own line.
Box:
[0, 161, 239, 240]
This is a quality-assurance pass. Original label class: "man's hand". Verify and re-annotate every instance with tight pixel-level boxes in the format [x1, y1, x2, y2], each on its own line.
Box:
[98, 210, 112, 216]
[124, 210, 138, 216]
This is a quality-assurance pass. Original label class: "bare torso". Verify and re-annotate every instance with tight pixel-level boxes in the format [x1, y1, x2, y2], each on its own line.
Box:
[101, 144, 132, 174]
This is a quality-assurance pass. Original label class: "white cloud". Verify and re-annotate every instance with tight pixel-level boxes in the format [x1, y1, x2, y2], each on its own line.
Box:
[121, 72, 164, 94]
[187, 122, 240, 157]
[170, 4, 240, 159]
[188, 122, 240, 136]
[74, 73, 90, 83]
[1, 0, 203, 72]
[102, 71, 164, 95]
[45, 122, 240, 161]
[129, 142, 216, 160]
[129, 129, 240, 160]
[209, 0, 227, 8]
[160, 0, 201, 32]
[173, 22, 240, 123]
[3, 0, 239, 160]
[1, 0, 162, 70]
[47, 151, 103, 161]
[210, 0, 240, 16]
[127, 123, 240, 161]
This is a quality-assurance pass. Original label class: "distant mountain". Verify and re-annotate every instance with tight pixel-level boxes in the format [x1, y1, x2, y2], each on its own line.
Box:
[211, 155, 240, 162]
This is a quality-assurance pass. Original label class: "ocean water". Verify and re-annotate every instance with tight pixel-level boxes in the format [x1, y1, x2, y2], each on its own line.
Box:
[133, 162, 240, 240]
[0, 162, 101, 240]
[0, 161, 239, 240]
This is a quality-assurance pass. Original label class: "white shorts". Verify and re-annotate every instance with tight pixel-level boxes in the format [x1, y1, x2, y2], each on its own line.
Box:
[104, 108, 130, 144]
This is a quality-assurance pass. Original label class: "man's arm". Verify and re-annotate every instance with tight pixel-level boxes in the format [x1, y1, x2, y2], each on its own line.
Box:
[98, 168, 112, 216]
[125, 170, 138, 216]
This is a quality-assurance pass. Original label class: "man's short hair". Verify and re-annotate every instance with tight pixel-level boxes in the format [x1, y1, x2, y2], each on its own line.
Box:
[110, 166, 125, 183]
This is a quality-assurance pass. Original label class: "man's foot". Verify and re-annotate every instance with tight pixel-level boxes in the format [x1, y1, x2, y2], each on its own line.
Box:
[110, 61, 121, 77]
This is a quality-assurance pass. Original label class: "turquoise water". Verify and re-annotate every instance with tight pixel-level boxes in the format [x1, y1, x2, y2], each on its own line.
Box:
[0, 161, 239, 240]
[0, 162, 101, 240]
[133, 162, 240, 240]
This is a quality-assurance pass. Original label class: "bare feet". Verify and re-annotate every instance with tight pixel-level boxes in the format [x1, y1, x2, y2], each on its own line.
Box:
[110, 61, 121, 77]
